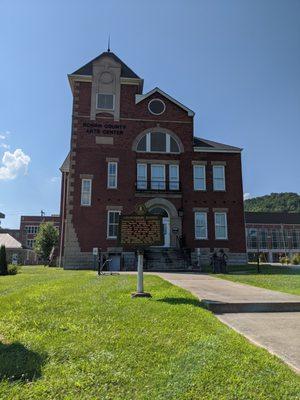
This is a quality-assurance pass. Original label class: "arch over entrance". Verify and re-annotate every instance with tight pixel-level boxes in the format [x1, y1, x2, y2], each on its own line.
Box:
[144, 198, 181, 248]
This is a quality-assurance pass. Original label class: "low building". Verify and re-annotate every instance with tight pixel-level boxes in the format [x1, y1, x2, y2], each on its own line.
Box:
[0, 233, 37, 265]
[20, 215, 60, 250]
[245, 212, 300, 262]
[0, 228, 21, 241]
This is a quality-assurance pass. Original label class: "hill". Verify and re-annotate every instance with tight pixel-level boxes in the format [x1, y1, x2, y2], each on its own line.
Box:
[244, 193, 300, 213]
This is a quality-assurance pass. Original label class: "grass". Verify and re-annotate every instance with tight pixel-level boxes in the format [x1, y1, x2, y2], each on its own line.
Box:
[217, 264, 300, 296]
[0, 266, 299, 399]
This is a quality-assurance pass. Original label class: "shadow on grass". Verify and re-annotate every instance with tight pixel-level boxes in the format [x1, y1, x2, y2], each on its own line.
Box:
[156, 297, 206, 308]
[0, 341, 46, 382]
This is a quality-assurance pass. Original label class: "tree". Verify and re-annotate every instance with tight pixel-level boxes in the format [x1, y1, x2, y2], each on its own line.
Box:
[34, 222, 59, 265]
[244, 192, 300, 213]
[0, 245, 8, 275]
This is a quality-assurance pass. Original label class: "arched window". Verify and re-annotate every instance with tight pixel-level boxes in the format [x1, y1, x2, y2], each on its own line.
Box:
[136, 132, 180, 153]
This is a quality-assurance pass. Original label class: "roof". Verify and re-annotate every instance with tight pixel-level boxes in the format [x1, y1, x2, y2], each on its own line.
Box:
[71, 51, 140, 79]
[0, 233, 22, 249]
[135, 87, 195, 117]
[193, 137, 242, 152]
[245, 212, 300, 225]
[60, 152, 70, 173]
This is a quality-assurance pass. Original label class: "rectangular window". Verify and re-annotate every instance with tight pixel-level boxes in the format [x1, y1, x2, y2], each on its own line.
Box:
[96, 94, 114, 110]
[169, 165, 179, 190]
[137, 163, 147, 189]
[81, 179, 92, 206]
[107, 211, 121, 239]
[215, 212, 228, 239]
[151, 164, 165, 190]
[213, 165, 225, 191]
[193, 165, 206, 190]
[26, 239, 35, 248]
[107, 162, 118, 189]
[195, 212, 208, 239]
[25, 226, 39, 234]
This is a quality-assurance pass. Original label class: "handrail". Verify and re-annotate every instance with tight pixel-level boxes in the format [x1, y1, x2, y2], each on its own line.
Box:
[135, 180, 180, 191]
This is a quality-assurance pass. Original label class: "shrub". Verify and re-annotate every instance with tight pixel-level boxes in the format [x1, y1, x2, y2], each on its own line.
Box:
[0, 245, 8, 275]
[291, 254, 300, 265]
[280, 256, 290, 265]
[7, 264, 21, 275]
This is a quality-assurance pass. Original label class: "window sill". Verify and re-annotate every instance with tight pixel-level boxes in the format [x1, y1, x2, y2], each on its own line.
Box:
[107, 237, 117, 240]
[80, 204, 91, 207]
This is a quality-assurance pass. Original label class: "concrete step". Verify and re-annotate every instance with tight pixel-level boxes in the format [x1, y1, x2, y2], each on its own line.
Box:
[201, 300, 300, 314]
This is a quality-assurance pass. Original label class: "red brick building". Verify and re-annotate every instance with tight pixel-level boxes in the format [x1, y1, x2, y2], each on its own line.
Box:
[59, 50, 247, 270]
[20, 215, 60, 250]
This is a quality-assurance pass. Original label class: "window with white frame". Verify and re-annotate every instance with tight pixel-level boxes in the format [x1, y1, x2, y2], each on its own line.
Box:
[136, 132, 180, 153]
[195, 212, 208, 239]
[81, 179, 92, 206]
[169, 165, 179, 190]
[137, 163, 147, 189]
[107, 210, 121, 239]
[96, 94, 114, 110]
[193, 165, 206, 191]
[215, 212, 228, 239]
[107, 162, 118, 189]
[151, 164, 165, 190]
[213, 165, 225, 191]
[26, 239, 35, 248]
[25, 226, 39, 234]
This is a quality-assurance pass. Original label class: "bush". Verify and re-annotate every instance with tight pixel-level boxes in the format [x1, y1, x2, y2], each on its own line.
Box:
[7, 264, 21, 275]
[291, 254, 300, 265]
[279, 256, 290, 265]
[0, 245, 8, 275]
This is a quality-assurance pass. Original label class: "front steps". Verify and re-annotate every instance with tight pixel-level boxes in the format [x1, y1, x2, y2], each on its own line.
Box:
[144, 248, 191, 271]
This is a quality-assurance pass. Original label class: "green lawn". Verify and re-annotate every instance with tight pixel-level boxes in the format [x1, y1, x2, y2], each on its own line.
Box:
[0, 267, 299, 399]
[217, 265, 300, 296]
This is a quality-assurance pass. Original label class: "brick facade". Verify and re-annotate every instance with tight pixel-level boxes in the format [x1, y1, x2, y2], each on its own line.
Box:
[60, 51, 247, 270]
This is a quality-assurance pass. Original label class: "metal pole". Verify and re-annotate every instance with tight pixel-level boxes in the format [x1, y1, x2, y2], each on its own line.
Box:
[137, 250, 144, 293]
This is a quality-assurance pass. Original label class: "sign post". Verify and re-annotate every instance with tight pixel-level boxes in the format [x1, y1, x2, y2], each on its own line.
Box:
[118, 204, 163, 298]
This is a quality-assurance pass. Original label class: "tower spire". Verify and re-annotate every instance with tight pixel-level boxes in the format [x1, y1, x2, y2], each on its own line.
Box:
[107, 34, 110, 52]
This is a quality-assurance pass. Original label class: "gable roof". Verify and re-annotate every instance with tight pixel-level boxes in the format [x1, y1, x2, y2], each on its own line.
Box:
[193, 137, 242, 153]
[71, 51, 141, 79]
[60, 152, 70, 173]
[0, 233, 22, 249]
[245, 212, 300, 225]
[135, 87, 195, 117]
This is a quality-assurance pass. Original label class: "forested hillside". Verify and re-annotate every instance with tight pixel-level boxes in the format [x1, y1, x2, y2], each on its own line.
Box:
[244, 193, 300, 213]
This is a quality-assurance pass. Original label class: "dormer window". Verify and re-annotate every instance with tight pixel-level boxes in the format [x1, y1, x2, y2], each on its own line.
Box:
[96, 93, 114, 110]
[136, 132, 180, 153]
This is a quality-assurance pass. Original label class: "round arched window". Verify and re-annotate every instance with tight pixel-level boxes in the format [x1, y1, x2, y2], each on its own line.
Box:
[136, 132, 180, 153]
[148, 99, 166, 115]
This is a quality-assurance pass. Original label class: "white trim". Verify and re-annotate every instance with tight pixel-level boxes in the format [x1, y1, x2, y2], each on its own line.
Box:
[194, 147, 241, 153]
[137, 163, 147, 189]
[96, 93, 115, 111]
[81, 178, 92, 206]
[195, 212, 208, 240]
[107, 161, 118, 189]
[151, 164, 165, 190]
[148, 98, 166, 115]
[137, 132, 180, 154]
[169, 164, 179, 191]
[193, 164, 206, 191]
[135, 87, 195, 116]
[214, 212, 228, 240]
[213, 165, 226, 191]
[107, 210, 121, 239]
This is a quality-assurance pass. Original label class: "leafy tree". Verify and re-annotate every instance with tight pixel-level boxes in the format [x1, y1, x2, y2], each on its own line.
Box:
[34, 222, 59, 265]
[0, 245, 8, 275]
[244, 193, 300, 213]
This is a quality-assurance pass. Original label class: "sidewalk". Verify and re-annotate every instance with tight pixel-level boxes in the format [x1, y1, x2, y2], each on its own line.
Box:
[152, 272, 300, 373]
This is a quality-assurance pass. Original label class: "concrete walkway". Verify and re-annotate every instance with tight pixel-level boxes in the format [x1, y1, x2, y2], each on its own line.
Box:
[153, 273, 300, 373]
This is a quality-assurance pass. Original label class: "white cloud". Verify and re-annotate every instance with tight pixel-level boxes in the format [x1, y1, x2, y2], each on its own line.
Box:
[0, 149, 31, 180]
[0, 143, 10, 149]
[243, 193, 251, 200]
[50, 176, 60, 183]
[0, 131, 10, 140]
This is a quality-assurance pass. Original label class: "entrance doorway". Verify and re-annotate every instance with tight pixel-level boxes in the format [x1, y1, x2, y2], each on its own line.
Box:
[109, 255, 121, 271]
[149, 207, 170, 247]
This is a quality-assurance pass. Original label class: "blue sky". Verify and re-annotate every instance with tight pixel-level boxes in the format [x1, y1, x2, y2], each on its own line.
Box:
[0, 0, 299, 228]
